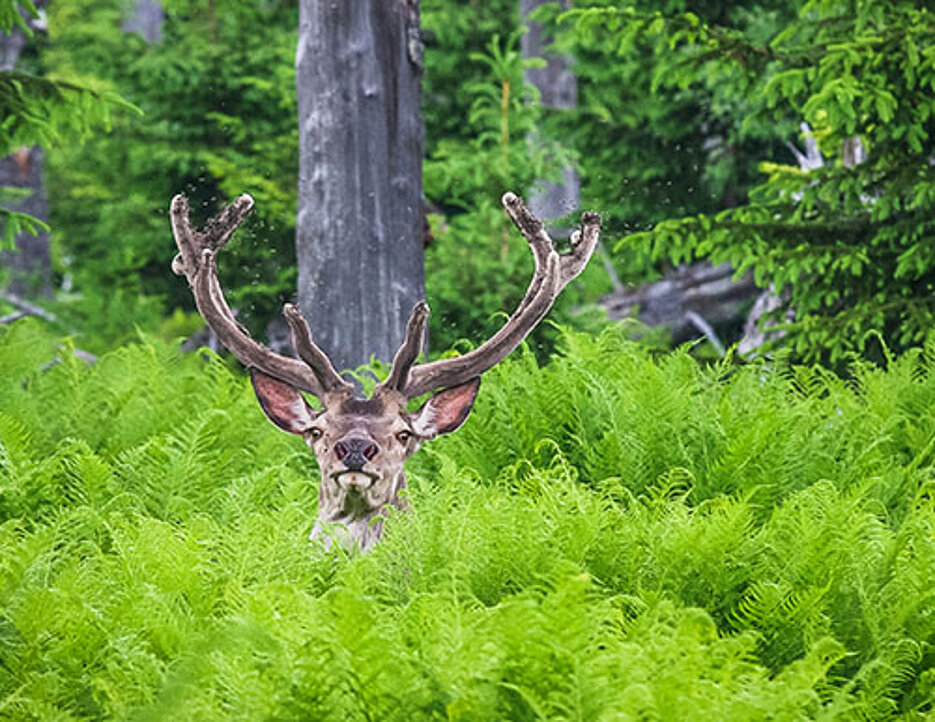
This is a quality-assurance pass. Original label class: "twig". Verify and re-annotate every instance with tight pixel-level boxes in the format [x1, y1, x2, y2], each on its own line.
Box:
[71, 348, 98, 364]
[39, 347, 98, 372]
[597, 240, 624, 293]
[1, 291, 97, 364]
[685, 310, 726, 356]
[0, 311, 28, 324]
[1, 291, 57, 322]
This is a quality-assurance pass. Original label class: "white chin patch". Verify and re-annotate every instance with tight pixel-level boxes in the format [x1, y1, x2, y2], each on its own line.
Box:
[339, 472, 374, 491]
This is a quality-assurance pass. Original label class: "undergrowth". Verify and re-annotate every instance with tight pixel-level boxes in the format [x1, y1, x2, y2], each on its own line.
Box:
[1, 319, 933, 720]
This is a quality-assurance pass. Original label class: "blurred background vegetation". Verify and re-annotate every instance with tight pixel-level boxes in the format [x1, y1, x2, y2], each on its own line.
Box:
[1, 0, 933, 363]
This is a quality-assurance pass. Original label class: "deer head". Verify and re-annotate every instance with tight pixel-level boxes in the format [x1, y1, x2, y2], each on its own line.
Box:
[170, 192, 600, 551]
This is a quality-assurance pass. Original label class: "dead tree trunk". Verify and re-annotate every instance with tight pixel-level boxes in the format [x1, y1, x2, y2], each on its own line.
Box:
[521, 0, 621, 293]
[520, 0, 578, 228]
[738, 123, 865, 356]
[122, 0, 163, 43]
[1, 22, 52, 298]
[295, 1, 425, 371]
[601, 262, 757, 346]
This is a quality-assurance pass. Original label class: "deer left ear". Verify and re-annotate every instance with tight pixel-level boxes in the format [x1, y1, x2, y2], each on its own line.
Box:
[410, 377, 481, 439]
[250, 370, 319, 435]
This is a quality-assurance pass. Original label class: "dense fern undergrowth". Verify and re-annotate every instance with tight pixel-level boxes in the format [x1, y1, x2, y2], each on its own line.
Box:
[0, 319, 933, 720]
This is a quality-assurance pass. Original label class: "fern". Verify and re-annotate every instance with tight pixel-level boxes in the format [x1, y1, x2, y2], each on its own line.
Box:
[1, 321, 934, 717]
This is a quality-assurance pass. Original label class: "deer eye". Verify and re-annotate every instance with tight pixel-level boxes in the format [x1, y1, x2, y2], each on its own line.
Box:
[308, 428, 323, 441]
[396, 430, 412, 444]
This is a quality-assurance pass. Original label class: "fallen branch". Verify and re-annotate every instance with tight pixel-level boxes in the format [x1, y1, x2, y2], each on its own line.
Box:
[2, 290, 58, 323]
[0, 310, 28, 325]
[1, 291, 97, 364]
[600, 262, 758, 343]
[685, 310, 726, 356]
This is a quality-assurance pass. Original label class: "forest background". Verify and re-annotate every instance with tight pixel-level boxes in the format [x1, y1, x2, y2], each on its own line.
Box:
[3, 0, 931, 364]
[1, 0, 934, 719]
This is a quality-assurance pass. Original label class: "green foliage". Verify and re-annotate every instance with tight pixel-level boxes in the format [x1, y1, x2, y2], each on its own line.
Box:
[0, 0, 135, 251]
[422, 0, 519, 151]
[6, 0, 930, 364]
[422, 29, 608, 354]
[533, 0, 796, 280]
[43, 0, 299, 350]
[0, 71, 135, 156]
[33, 0, 609, 357]
[1, 320, 933, 718]
[0, 204, 47, 252]
[563, 0, 935, 361]
[0, 0, 37, 33]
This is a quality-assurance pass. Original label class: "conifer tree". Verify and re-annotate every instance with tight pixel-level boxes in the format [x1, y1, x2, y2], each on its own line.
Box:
[564, 0, 935, 360]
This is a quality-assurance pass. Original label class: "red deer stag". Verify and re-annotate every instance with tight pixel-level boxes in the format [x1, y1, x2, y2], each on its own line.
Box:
[170, 192, 600, 551]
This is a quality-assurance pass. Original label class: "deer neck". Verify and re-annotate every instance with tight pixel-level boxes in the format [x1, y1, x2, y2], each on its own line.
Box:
[310, 470, 408, 552]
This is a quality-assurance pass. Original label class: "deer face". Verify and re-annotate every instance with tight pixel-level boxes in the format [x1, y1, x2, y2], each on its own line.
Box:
[251, 371, 479, 549]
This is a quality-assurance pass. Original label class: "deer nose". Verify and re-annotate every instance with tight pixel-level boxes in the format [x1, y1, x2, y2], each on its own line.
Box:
[334, 438, 378, 470]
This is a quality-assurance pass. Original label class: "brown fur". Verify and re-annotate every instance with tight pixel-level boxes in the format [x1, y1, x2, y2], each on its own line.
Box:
[252, 372, 479, 552]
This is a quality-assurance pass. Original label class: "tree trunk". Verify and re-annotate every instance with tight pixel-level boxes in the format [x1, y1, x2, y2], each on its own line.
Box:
[739, 124, 866, 356]
[0, 25, 51, 298]
[122, 0, 163, 44]
[295, 0, 425, 371]
[600, 262, 758, 345]
[520, 0, 578, 230]
[521, 0, 622, 292]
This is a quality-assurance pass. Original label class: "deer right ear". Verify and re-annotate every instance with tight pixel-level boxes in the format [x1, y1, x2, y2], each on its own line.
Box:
[410, 377, 481, 439]
[250, 370, 319, 435]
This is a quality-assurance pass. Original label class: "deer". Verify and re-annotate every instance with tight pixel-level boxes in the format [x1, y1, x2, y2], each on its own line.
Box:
[170, 192, 600, 551]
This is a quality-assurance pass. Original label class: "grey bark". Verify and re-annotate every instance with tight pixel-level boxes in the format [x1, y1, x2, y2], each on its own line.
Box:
[521, 0, 621, 293]
[601, 262, 758, 344]
[1, 24, 51, 298]
[0, 25, 25, 71]
[737, 285, 790, 356]
[122, 0, 163, 44]
[520, 0, 579, 228]
[295, 0, 425, 371]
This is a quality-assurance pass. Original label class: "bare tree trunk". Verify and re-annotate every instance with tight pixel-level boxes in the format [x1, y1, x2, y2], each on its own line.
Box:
[0, 20, 25, 69]
[739, 123, 866, 356]
[295, 1, 425, 371]
[0, 24, 51, 298]
[521, 0, 621, 293]
[520, 0, 578, 228]
[122, 0, 163, 44]
[0, 148, 51, 297]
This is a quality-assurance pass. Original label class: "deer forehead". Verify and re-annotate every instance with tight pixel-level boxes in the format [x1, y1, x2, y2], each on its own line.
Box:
[320, 394, 409, 439]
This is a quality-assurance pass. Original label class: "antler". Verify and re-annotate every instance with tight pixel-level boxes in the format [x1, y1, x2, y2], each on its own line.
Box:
[170, 194, 352, 397]
[378, 192, 601, 399]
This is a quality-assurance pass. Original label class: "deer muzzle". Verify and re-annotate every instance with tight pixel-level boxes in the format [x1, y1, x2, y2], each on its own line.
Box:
[334, 437, 378, 470]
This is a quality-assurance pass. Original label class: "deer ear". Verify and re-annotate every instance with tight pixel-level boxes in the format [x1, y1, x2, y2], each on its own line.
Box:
[250, 370, 318, 435]
[410, 377, 481, 439]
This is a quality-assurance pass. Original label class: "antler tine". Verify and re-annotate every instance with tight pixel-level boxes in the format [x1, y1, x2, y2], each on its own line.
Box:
[170, 194, 253, 275]
[400, 193, 600, 399]
[378, 301, 430, 394]
[203, 195, 255, 250]
[502, 192, 553, 270]
[503, 192, 601, 291]
[500, 191, 560, 316]
[170, 194, 333, 397]
[283, 303, 353, 394]
[170, 194, 200, 277]
[561, 211, 601, 283]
